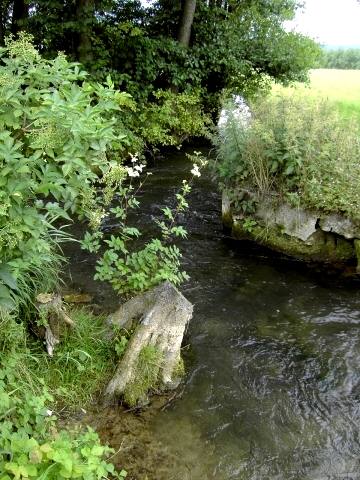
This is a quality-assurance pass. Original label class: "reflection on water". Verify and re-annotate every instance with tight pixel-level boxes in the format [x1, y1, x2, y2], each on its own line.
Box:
[71, 150, 360, 479]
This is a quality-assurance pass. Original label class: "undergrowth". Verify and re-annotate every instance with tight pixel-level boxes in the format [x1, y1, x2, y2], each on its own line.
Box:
[0, 309, 128, 479]
[217, 93, 360, 221]
[27, 308, 123, 412]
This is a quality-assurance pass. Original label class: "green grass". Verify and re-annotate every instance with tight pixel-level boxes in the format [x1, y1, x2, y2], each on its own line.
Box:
[1, 308, 120, 413]
[0, 311, 128, 480]
[273, 69, 360, 123]
[29, 308, 117, 411]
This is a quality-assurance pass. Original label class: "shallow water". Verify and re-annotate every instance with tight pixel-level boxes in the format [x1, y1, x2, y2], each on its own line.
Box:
[69, 149, 360, 479]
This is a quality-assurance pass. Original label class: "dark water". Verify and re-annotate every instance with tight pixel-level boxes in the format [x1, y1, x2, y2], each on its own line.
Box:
[69, 149, 360, 479]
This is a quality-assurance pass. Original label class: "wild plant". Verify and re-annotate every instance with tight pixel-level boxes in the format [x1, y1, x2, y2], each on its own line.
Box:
[216, 93, 360, 220]
[0, 33, 137, 314]
[81, 151, 208, 295]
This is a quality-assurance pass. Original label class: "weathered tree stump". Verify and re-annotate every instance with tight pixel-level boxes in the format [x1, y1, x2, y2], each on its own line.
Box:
[35, 293, 74, 356]
[104, 281, 193, 405]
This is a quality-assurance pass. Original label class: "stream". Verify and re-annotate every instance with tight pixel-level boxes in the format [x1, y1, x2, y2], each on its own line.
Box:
[67, 149, 360, 480]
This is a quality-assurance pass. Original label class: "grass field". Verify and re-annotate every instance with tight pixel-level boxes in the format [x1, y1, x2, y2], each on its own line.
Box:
[274, 69, 360, 122]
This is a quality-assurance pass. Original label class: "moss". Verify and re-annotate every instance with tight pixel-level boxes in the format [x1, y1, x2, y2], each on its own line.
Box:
[232, 219, 355, 264]
[172, 357, 185, 379]
[123, 346, 164, 407]
[222, 211, 234, 229]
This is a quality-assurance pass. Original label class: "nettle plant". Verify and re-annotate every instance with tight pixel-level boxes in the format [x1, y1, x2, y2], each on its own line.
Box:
[0, 33, 136, 312]
[81, 151, 208, 295]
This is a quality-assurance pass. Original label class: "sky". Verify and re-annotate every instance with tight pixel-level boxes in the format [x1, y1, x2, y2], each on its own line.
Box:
[287, 0, 360, 47]
[141, 0, 360, 48]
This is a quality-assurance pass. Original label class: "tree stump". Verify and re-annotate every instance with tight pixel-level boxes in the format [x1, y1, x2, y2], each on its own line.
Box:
[104, 281, 193, 405]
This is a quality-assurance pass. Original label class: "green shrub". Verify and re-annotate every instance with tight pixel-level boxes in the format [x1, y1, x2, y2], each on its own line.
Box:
[137, 89, 211, 147]
[217, 94, 360, 220]
[81, 155, 208, 296]
[0, 32, 138, 313]
[0, 33, 203, 315]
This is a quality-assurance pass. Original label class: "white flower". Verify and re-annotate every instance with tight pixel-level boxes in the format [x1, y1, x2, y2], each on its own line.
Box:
[46, 409, 53, 416]
[126, 167, 140, 177]
[130, 153, 139, 163]
[191, 164, 201, 177]
[135, 164, 145, 172]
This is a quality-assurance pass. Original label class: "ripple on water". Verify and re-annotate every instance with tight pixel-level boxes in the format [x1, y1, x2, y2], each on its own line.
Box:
[71, 151, 360, 479]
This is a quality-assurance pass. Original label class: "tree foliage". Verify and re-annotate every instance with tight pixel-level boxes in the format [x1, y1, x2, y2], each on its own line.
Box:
[318, 48, 360, 70]
[0, 0, 320, 114]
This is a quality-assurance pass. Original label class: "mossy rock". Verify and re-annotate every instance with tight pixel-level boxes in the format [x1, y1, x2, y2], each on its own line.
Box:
[123, 346, 164, 407]
[232, 219, 355, 264]
[354, 239, 360, 273]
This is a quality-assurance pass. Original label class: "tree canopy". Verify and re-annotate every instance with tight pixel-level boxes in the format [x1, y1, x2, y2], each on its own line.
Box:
[318, 48, 360, 70]
[0, 0, 320, 112]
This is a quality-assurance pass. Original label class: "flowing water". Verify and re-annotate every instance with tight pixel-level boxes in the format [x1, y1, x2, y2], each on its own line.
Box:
[69, 149, 360, 479]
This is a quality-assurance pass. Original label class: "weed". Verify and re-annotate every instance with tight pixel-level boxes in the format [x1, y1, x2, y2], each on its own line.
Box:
[217, 93, 360, 221]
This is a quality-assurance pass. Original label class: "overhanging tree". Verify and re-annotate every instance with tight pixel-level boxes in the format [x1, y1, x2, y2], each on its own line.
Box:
[0, 0, 320, 113]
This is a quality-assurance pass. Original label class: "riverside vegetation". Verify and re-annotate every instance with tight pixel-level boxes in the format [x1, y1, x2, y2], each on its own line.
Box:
[216, 87, 360, 264]
[0, 1, 322, 478]
[0, 34, 206, 479]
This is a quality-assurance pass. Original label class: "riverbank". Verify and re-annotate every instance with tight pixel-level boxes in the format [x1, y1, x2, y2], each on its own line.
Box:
[216, 92, 360, 272]
[222, 190, 360, 273]
[89, 150, 360, 479]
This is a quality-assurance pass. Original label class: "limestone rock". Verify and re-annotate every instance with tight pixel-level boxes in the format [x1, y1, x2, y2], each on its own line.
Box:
[256, 202, 318, 242]
[319, 214, 360, 240]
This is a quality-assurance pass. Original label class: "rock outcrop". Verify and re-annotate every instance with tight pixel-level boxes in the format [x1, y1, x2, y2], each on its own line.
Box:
[223, 191, 360, 272]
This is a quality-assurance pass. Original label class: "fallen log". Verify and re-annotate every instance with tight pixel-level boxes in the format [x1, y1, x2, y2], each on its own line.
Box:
[105, 281, 193, 406]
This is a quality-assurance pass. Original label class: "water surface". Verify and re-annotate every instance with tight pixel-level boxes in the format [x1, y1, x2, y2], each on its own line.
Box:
[70, 149, 360, 479]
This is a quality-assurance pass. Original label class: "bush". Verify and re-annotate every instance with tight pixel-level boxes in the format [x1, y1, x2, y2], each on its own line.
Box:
[0, 32, 139, 314]
[136, 89, 211, 147]
[216, 93, 360, 220]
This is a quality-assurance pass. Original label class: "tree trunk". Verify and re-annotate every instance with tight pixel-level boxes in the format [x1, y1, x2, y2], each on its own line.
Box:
[11, 0, 28, 34]
[75, 0, 94, 64]
[104, 281, 193, 406]
[177, 0, 196, 47]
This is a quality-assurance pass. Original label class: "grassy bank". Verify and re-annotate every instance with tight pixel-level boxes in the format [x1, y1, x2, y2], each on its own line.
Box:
[0, 308, 130, 479]
[273, 69, 360, 122]
[217, 93, 360, 222]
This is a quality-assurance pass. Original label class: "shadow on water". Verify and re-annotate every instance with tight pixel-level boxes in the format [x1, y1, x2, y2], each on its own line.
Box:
[67, 149, 360, 480]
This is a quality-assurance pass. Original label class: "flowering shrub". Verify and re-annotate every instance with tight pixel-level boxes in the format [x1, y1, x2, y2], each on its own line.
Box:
[81, 151, 208, 295]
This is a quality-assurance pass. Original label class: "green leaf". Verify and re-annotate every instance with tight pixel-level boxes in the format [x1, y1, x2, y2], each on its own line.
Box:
[17, 165, 30, 174]
[0, 265, 18, 290]
[61, 164, 72, 176]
